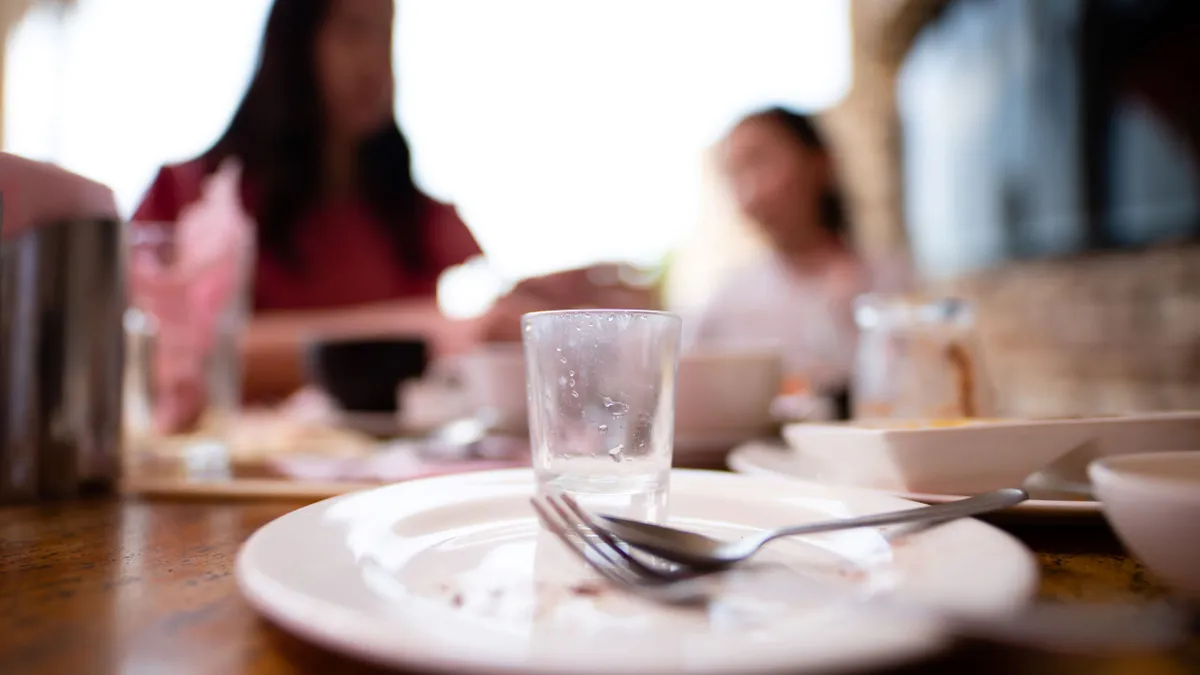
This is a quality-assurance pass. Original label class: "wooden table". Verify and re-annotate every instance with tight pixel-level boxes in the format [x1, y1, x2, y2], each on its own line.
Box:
[1, 497, 1197, 675]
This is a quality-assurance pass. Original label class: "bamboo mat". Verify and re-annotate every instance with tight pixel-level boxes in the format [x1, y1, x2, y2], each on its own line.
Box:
[120, 474, 381, 502]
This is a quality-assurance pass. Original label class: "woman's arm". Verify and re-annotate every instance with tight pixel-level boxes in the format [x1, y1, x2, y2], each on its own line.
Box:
[241, 297, 483, 402]
[241, 201, 487, 402]
[477, 265, 661, 343]
[241, 262, 660, 401]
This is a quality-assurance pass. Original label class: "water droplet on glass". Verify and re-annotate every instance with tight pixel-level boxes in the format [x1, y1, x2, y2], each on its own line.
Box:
[568, 378, 575, 386]
[607, 314, 614, 321]
[556, 346, 561, 352]
[608, 444, 624, 462]
[558, 376, 568, 385]
[525, 324, 533, 332]
[571, 390, 579, 398]
[598, 424, 608, 432]
[559, 357, 567, 364]
[568, 370, 575, 376]
[603, 399, 629, 417]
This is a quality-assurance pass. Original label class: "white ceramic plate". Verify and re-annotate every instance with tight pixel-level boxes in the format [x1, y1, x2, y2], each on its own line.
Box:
[729, 442, 1101, 517]
[238, 469, 1037, 675]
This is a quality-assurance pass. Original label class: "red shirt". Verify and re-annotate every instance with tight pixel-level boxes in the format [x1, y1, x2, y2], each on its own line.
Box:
[132, 159, 481, 312]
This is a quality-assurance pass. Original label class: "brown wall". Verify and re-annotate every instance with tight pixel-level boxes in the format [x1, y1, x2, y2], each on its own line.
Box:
[943, 246, 1200, 416]
[820, 0, 949, 261]
[833, 0, 1200, 416]
[819, 2, 904, 261]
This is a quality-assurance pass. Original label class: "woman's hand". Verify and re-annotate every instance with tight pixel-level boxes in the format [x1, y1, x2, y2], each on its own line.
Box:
[479, 265, 659, 343]
[478, 290, 546, 343]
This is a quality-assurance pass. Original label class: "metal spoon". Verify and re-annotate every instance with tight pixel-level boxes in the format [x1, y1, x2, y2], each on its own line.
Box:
[598, 488, 1029, 570]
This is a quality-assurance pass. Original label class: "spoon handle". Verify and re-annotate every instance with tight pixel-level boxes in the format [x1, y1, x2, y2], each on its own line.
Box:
[762, 488, 1029, 544]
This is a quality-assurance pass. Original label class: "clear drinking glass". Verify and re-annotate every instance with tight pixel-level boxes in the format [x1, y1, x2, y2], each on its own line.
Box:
[852, 294, 993, 421]
[522, 309, 682, 523]
[123, 221, 252, 475]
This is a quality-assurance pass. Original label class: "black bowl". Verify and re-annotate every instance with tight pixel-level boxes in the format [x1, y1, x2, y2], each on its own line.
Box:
[304, 337, 429, 413]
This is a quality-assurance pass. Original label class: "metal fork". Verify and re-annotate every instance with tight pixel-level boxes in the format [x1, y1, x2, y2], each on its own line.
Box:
[531, 492, 1191, 653]
[531, 491, 715, 606]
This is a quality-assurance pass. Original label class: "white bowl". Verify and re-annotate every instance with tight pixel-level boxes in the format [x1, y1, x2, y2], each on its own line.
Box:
[459, 344, 528, 433]
[1089, 451, 1200, 598]
[675, 348, 783, 437]
[783, 420, 1092, 495]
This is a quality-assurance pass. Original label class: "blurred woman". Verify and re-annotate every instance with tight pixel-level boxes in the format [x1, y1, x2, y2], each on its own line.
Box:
[694, 107, 911, 408]
[135, 0, 659, 402]
[134, 0, 487, 400]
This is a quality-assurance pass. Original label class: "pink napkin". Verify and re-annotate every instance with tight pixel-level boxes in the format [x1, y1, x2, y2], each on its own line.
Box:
[171, 159, 254, 357]
[130, 159, 254, 433]
[0, 153, 118, 240]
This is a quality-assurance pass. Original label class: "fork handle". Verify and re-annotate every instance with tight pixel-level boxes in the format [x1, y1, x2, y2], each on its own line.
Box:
[762, 488, 1029, 545]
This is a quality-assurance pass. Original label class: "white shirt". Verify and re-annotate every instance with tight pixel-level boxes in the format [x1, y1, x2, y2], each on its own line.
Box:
[692, 253, 912, 392]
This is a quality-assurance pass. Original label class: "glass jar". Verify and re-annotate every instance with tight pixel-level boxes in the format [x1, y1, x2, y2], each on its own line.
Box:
[852, 294, 993, 421]
[123, 221, 252, 478]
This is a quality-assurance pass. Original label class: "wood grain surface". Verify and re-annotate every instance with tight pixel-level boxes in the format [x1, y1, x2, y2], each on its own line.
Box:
[0, 497, 1197, 675]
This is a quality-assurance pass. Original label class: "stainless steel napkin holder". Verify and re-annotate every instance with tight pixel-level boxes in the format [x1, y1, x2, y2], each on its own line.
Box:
[1, 215, 125, 502]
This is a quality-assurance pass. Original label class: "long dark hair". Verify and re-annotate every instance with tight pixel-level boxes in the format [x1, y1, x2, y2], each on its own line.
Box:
[202, 0, 426, 273]
[743, 106, 848, 237]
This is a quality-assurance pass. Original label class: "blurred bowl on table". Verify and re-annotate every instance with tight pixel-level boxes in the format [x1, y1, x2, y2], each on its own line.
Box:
[1089, 451, 1200, 598]
[460, 343, 528, 433]
[304, 337, 429, 413]
[674, 348, 783, 460]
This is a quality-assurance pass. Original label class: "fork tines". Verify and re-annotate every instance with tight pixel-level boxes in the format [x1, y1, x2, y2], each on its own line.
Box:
[530, 492, 707, 606]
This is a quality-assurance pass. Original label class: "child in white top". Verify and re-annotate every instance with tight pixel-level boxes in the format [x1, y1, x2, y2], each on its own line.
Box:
[694, 109, 912, 402]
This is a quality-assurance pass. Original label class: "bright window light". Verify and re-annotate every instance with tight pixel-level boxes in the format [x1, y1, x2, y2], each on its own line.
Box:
[6, 0, 850, 286]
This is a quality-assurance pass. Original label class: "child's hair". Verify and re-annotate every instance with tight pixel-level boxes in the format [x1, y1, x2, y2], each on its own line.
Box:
[738, 107, 847, 237]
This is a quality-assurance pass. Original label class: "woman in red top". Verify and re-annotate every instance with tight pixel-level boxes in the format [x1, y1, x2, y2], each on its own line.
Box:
[134, 0, 481, 400]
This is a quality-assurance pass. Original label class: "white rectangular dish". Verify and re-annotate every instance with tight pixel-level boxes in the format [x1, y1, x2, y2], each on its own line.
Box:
[782, 419, 1091, 494]
[782, 413, 1200, 495]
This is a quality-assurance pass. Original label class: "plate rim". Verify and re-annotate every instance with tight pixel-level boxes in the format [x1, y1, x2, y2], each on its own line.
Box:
[237, 467, 1039, 675]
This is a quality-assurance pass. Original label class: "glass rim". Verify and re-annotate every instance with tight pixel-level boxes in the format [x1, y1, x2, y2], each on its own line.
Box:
[521, 308, 681, 322]
[853, 292, 973, 308]
[854, 292, 974, 329]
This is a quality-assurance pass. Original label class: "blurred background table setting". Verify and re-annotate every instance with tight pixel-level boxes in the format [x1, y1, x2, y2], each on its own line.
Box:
[4, 0, 1200, 673]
